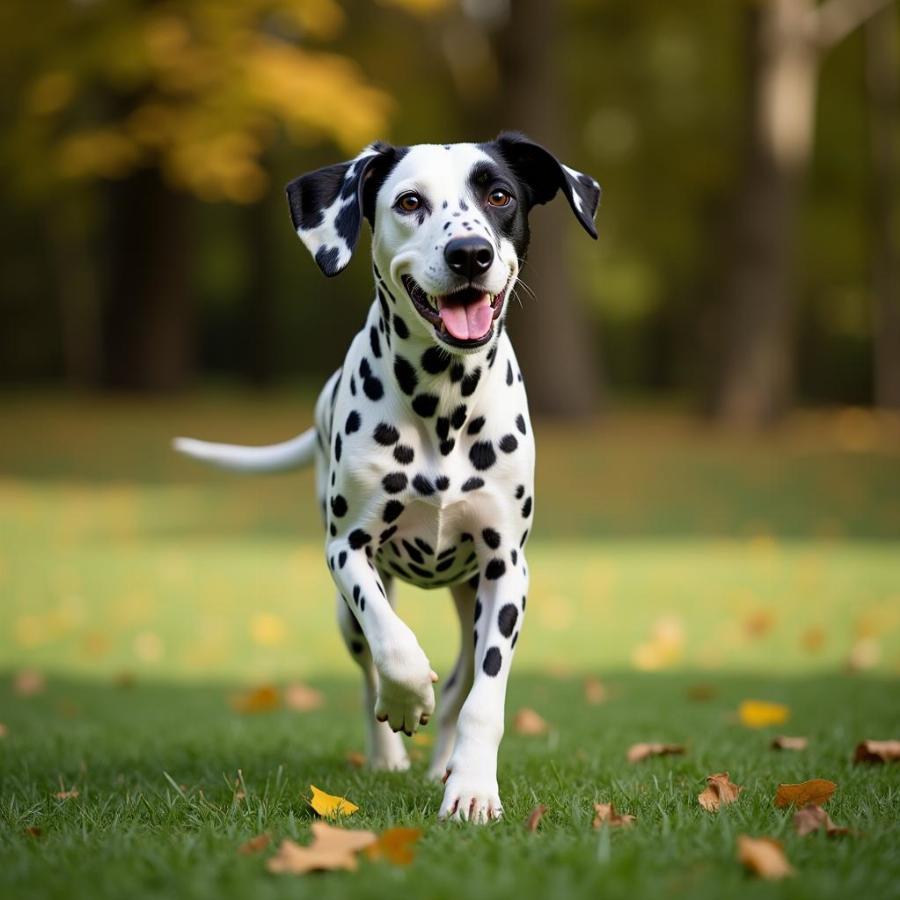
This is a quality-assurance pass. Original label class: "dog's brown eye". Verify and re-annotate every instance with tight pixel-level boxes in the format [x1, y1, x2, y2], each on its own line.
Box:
[488, 189, 511, 207]
[396, 192, 421, 212]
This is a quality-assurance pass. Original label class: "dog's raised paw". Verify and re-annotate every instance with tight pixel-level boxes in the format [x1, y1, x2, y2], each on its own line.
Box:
[372, 638, 436, 735]
[438, 770, 503, 824]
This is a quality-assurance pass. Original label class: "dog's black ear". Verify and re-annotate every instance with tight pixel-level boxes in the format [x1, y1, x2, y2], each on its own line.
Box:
[493, 131, 601, 239]
[285, 142, 401, 277]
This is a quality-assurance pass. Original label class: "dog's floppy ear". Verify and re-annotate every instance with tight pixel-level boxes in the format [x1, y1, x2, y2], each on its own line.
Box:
[286, 142, 400, 277]
[493, 131, 601, 239]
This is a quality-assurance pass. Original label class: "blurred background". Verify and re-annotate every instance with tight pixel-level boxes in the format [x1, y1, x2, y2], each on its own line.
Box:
[1, 0, 899, 683]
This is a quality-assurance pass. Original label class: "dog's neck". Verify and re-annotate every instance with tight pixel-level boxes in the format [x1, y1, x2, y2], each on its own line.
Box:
[366, 276, 508, 445]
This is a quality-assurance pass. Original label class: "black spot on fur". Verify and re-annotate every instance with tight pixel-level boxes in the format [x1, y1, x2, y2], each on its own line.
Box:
[421, 346, 451, 374]
[382, 472, 408, 494]
[506, 360, 514, 385]
[363, 374, 383, 401]
[499, 434, 518, 453]
[394, 444, 414, 464]
[461, 367, 482, 397]
[440, 439, 455, 455]
[485, 558, 506, 580]
[482, 646, 502, 676]
[515, 484, 525, 499]
[348, 529, 371, 549]
[436, 556, 455, 572]
[345, 411, 361, 434]
[498, 603, 518, 638]
[482, 528, 501, 549]
[331, 495, 348, 517]
[334, 434, 342, 462]
[515, 414, 527, 435]
[450, 362, 465, 382]
[394, 316, 409, 339]
[474, 598, 482, 622]
[402, 540, 425, 565]
[408, 563, 433, 579]
[369, 326, 381, 358]
[436, 417, 450, 440]
[435, 475, 450, 491]
[414, 537, 434, 555]
[469, 441, 496, 471]
[511, 548, 518, 565]
[412, 474, 434, 495]
[520, 529, 529, 547]
[393, 357, 417, 395]
[462, 477, 484, 492]
[374, 423, 399, 445]
[338, 551, 347, 568]
[412, 394, 439, 417]
[467, 416, 485, 435]
[383, 500, 404, 523]
[522, 496, 533, 518]
[450, 404, 467, 430]
[350, 639, 364, 655]
[379, 525, 397, 543]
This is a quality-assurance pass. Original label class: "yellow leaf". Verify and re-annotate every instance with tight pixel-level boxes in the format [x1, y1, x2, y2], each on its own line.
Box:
[229, 684, 280, 714]
[738, 700, 789, 728]
[774, 779, 836, 808]
[309, 784, 358, 817]
[364, 827, 422, 865]
[737, 835, 793, 880]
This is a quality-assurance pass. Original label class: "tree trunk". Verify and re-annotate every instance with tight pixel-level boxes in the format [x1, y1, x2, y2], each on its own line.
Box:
[102, 166, 193, 390]
[488, 0, 601, 418]
[866, 4, 900, 408]
[714, 0, 818, 426]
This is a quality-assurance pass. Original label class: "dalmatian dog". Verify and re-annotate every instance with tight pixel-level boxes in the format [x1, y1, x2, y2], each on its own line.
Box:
[174, 132, 600, 823]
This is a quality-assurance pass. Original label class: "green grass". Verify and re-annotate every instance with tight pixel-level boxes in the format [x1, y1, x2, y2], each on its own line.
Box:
[0, 391, 899, 899]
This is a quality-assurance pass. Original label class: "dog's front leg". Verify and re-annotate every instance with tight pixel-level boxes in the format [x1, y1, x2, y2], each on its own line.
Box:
[439, 548, 529, 823]
[328, 540, 436, 735]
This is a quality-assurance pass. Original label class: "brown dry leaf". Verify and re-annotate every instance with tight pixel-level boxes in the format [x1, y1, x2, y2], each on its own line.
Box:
[737, 835, 794, 880]
[364, 827, 422, 865]
[738, 700, 789, 728]
[309, 784, 359, 817]
[54, 788, 79, 800]
[237, 833, 271, 855]
[793, 804, 850, 838]
[284, 682, 324, 712]
[627, 742, 685, 763]
[0, 723, 8, 738]
[267, 823, 377, 875]
[800, 626, 826, 653]
[593, 803, 636, 828]
[13, 669, 46, 697]
[229, 684, 280, 714]
[772, 736, 808, 751]
[346, 751, 367, 769]
[525, 804, 548, 832]
[514, 708, 550, 736]
[25, 826, 43, 838]
[583, 677, 608, 705]
[698, 772, 743, 812]
[774, 779, 836, 808]
[743, 609, 776, 638]
[854, 739, 900, 764]
[687, 683, 717, 702]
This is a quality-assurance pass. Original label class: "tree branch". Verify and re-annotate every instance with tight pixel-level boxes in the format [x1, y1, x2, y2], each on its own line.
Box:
[813, 0, 897, 51]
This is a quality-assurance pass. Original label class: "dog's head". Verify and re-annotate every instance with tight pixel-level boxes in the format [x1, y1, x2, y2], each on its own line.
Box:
[286, 133, 600, 353]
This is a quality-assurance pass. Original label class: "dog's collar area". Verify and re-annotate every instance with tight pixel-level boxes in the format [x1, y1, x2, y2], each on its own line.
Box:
[401, 274, 506, 349]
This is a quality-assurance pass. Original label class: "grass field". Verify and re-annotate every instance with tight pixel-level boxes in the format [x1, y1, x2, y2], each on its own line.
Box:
[1, 391, 899, 899]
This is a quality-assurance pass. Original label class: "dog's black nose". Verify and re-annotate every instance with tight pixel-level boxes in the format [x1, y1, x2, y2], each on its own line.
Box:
[444, 236, 494, 280]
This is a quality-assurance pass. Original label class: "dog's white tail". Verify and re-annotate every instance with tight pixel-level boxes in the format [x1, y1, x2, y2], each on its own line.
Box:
[172, 428, 317, 474]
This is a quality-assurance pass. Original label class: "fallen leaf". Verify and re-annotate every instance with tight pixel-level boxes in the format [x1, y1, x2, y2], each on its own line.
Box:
[0, 723, 7, 738]
[583, 677, 608, 705]
[54, 788, 79, 800]
[514, 708, 550, 735]
[800, 626, 826, 653]
[411, 732, 433, 746]
[771, 736, 808, 751]
[230, 684, 280, 714]
[525, 804, 548, 832]
[13, 669, 46, 696]
[846, 637, 880, 671]
[632, 615, 684, 671]
[267, 823, 376, 874]
[774, 779, 836, 808]
[853, 739, 900, 764]
[364, 827, 422, 865]
[627, 742, 685, 763]
[738, 700, 789, 728]
[25, 826, 43, 838]
[737, 835, 793, 880]
[593, 803, 636, 828]
[698, 772, 743, 811]
[743, 609, 775, 638]
[237, 833, 271, 855]
[346, 751, 367, 768]
[113, 671, 136, 689]
[793, 804, 850, 837]
[284, 682, 324, 712]
[309, 784, 359, 817]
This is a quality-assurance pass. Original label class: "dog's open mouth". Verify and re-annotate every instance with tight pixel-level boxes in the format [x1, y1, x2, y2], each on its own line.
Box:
[401, 275, 507, 347]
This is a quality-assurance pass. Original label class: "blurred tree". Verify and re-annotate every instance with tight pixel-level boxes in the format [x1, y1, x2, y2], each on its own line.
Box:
[2, 0, 396, 388]
[714, 0, 895, 426]
[865, 3, 900, 409]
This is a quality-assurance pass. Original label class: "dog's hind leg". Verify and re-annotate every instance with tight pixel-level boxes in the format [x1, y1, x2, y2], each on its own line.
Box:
[427, 581, 477, 780]
[335, 578, 410, 772]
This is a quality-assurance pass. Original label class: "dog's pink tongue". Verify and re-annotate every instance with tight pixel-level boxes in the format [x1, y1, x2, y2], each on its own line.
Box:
[439, 294, 492, 341]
